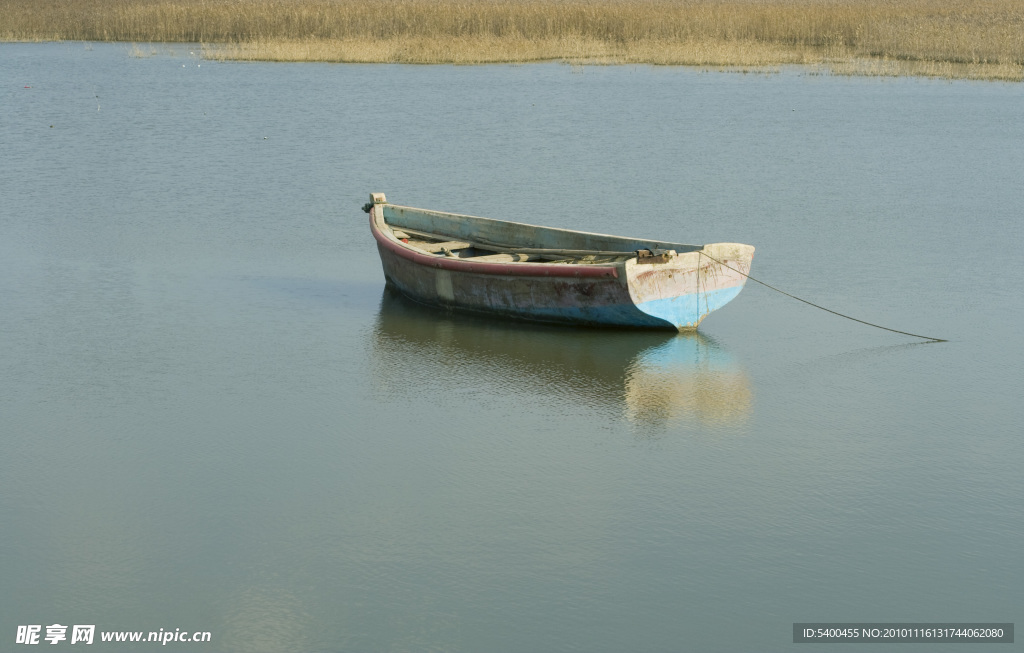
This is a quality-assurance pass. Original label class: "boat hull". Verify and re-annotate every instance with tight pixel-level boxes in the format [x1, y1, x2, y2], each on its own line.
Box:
[368, 197, 753, 330]
[376, 240, 662, 327]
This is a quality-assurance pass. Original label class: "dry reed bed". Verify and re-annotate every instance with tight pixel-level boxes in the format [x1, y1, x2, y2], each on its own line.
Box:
[3, 0, 1023, 79]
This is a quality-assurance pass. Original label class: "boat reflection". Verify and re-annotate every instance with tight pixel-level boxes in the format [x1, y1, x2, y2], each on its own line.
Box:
[371, 288, 750, 427]
[623, 335, 751, 425]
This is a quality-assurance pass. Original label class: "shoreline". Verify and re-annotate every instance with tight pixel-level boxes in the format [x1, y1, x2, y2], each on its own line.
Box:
[8, 39, 1023, 82]
[202, 39, 1024, 81]
[3, 0, 1022, 81]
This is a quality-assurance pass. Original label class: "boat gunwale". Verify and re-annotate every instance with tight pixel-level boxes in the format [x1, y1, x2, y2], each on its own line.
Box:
[370, 210, 621, 279]
[382, 203, 701, 253]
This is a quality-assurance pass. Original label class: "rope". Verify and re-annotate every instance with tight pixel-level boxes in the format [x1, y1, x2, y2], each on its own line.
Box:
[698, 251, 947, 342]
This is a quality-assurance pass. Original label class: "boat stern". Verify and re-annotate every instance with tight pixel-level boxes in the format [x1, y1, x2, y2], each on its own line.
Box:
[625, 243, 754, 329]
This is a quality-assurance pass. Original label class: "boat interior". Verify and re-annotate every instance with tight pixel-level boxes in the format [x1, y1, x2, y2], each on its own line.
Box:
[385, 222, 638, 266]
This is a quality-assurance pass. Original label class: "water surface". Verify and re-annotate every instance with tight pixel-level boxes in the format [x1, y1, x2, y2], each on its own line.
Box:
[2, 43, 1022, 652]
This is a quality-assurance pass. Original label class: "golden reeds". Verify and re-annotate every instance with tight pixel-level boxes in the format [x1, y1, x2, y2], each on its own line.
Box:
[2, 0, 1022, 80]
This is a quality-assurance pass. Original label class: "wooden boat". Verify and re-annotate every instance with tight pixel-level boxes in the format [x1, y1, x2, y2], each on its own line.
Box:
[365, 193, 754, 330]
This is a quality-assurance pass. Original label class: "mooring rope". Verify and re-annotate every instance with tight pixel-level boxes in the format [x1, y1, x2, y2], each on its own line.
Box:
[698, 251, 946, 342]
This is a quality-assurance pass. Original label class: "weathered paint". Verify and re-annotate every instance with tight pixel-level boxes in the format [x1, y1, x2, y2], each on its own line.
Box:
[382, 200, 700, 255]
[625, 244, 754, 328]
[367, 194, 754, 330]
[372, 218, 619, 279]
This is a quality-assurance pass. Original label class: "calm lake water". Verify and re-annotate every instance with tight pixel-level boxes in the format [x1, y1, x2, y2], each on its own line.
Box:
[2, 43, 1022, 652]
